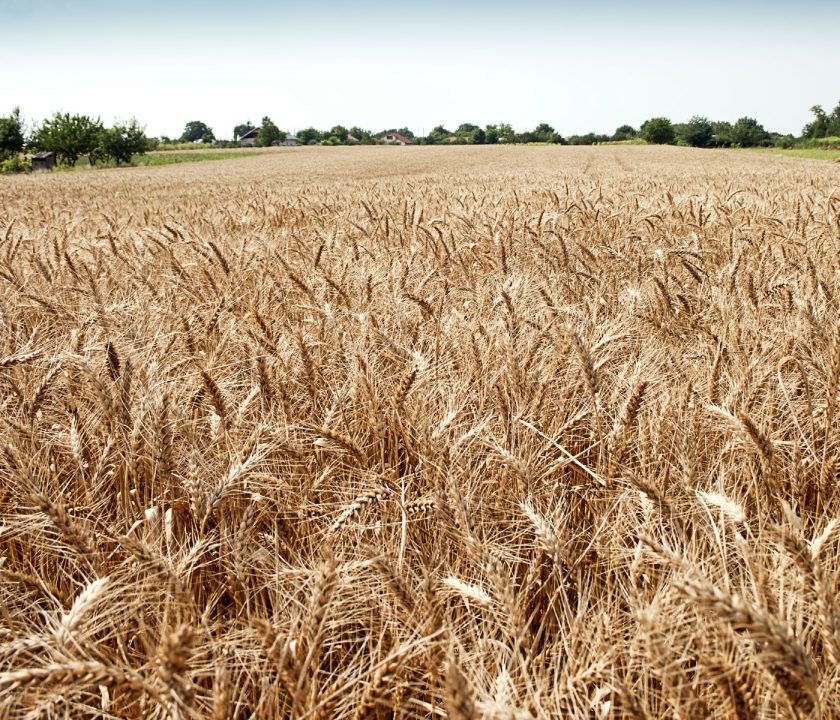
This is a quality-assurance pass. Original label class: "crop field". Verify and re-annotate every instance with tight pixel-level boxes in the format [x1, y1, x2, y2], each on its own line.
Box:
[1, 145, 840, 719]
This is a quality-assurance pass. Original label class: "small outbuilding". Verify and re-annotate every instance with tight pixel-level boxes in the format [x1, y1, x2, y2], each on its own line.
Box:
[31, 151, 55, 172]
[282, 136, 299, 146]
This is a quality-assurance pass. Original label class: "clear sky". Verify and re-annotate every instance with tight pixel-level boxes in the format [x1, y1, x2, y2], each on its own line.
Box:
[2, 0, 839, 139]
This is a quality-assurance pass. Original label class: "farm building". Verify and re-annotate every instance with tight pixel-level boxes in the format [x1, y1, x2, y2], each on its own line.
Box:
[239, 128, 259, 146]
[282, 136, 299, 146]
[381, 132, 414, 145]
[31, 152, 55, 172]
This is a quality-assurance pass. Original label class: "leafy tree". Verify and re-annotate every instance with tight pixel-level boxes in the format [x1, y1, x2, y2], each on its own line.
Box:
[33, 112, 103, 165]
[533, 123, 556, 142]
[497, 123, 516, 143]
[89, 119, 147, 165]
[233, 122, 255, 141]
[428, 125, 451, 143]
[456, 123, 479, 136]
[730, 116, 770, 147]
[473, 128, 486, 144]
[0, 107, 24, 159]
[710, 121, 734, 147]
[830, 101, 840, 136]
[180, 120, 214, 143]
[805, 102, 840, 138]
[678, 116, 714, 147]
[256, 116, 285, 147]
[640, 117, 675, 145]
[329, 125, 350, 143]
[297, 127, 322, 145]
[612, 125, 637, 141]
[349, 126, 373, 144]
[484, 124, 499, 144]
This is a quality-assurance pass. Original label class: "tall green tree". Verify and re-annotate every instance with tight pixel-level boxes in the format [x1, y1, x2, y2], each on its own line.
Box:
[640, 117, 675, 144]
[297, 127, 322, 145]
[497, 123, 516, 143]
[679, 116, 714, 147]
[94, 119, 148, 165]
[730, 117, 770, 147]
[533, 123, 556, 142]
[180, 120, 214, 143]
[329, 125, 350, 143]
[612, 124, 637, 141]
[256, 117, 285, 146]
[428, 125, 451, 143]
[0, 107, 24, 159]
[33, 112, 103, 165]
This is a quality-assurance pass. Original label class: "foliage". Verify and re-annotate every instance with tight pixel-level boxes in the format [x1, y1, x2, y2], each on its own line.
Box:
[640, 117, 675, 145]
[0, 154, 28, 174]
[32, 113, 104, 165]
[677, 116, 714, 147]
[568, 133, 610, 145]
[611, 124, 637, 141]
[256, 117, 285, 147]
[180, 120, 215, 144]
[730, 116, 771, 147]
[802, 102, 840, 139]
[92, 119, 148, 165]
[297, 127, 323, 145]
[0, 107, 24, 160]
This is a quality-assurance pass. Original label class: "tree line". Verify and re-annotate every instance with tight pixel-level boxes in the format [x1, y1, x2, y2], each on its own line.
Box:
[160, 102, 840, 149]
[2, 101, 839, 173]
[0, 109, 149, 172]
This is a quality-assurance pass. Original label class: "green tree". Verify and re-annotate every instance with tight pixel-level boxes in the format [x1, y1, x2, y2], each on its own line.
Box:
[33, 112, 103, 165]
[0, 107, 24, 159]
[349, 126, 373, 144]
[297, 127, 322, 145]
[180, 120, 214, 143]
[497, 123, 516, 143]
[428, 125, 451, 143]
[640, 117, 675, 144]
[533, 123, 556, 142]
[94, 119, 148, 165]
[233, 122, 254, 141]
[678, 116, 714, 147]
[612, 124, 637, 141]
[256, 116, 285, 146]
[731, 117, 770, 147]
[329, 125, 350, 143]
[710, 121, 733, 147]
[484, 124, 499, 144]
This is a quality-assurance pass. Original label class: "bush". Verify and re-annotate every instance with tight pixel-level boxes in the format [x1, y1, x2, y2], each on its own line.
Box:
[0, 155, 29, 174]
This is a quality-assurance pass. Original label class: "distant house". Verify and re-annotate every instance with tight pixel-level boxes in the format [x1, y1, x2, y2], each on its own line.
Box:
[239, 127, 259, 146]
[382, 132, 414, 146]
[346, 134, 360, 144]
[31, 151, 55, 172]
[282, 136, 299, 146]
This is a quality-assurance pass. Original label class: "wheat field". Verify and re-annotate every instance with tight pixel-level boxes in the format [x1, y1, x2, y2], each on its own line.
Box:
[1, 145, 839, 719]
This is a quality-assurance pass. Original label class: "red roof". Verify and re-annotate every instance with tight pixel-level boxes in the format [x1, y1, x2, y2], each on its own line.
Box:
[384, 132, 414, 145]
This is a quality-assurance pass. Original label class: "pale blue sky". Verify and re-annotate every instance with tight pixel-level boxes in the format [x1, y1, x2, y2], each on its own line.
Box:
[2, 0, 838, 139]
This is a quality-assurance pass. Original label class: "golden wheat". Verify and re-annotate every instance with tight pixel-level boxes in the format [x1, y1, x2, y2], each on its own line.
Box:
[0, 145, 839, 718]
